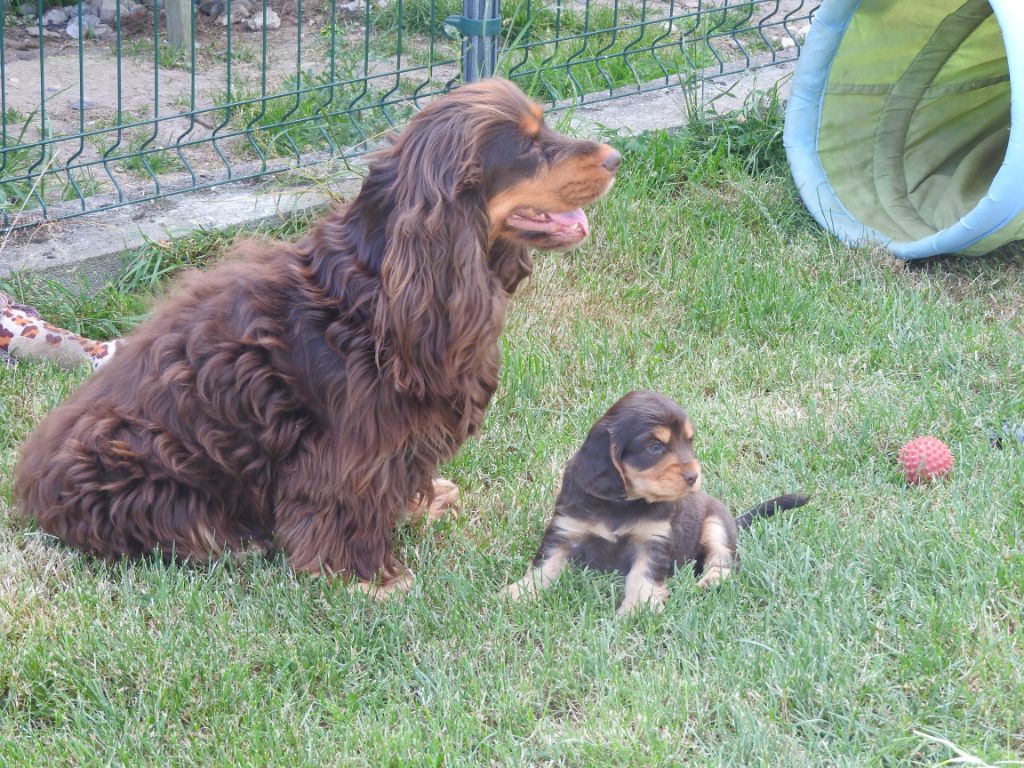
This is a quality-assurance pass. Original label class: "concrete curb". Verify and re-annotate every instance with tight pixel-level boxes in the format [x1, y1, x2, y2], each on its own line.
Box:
[0, 61, 794, 287]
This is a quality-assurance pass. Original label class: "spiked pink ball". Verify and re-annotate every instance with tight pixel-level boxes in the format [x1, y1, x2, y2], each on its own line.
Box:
[898, 436, 954, 484]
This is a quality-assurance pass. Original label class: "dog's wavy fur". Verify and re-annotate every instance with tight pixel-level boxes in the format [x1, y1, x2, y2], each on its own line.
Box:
[14, 78, 619, 585]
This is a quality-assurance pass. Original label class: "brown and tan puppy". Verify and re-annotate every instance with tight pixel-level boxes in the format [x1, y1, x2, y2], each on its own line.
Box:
[504, 391, 808, 615]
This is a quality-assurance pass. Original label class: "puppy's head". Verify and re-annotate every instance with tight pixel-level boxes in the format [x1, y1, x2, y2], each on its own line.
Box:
[572, 391, 702, 503]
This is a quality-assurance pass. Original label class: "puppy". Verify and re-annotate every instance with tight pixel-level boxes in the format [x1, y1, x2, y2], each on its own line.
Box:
[504, 391, 808, 615]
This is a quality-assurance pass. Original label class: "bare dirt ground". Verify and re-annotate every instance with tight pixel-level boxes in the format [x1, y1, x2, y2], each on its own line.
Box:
[4, 3, 326, 140]
[2, 4, 357, 192]
[0, 0, 815, 216]
[2, 0, 814, 146]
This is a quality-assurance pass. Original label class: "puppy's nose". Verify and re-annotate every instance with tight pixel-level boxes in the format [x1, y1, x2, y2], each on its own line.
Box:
[683, 471, 700, 487]
[602, 149, 621, 174]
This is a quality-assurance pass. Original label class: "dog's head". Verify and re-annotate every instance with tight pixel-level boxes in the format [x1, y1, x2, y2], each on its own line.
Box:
[349, 78, 619, 401]
[356, 78, 619, 276]
[465, 79, 620, 252]
[572, 391, 702, 504]
[381, 77, 620, 254]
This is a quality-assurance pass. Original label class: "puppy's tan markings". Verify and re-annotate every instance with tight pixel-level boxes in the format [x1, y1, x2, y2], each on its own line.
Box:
[697, 516, 734, 589]
[623, 518, 671, 544]
[553, 514, 615, 541]
[682, 420, 694, 441]
[521, 113, 541, 137]
[617, 550, 667, 616]
[552, 515, 669, 545]
[623, 459, 699, 502]
[652, 426, 671, 444]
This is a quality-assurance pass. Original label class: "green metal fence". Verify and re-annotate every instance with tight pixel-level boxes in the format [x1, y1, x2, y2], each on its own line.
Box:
[0, 0, 819, 231]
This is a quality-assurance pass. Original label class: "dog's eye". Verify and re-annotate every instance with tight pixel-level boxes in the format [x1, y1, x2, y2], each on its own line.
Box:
[647, 440, 666, 455]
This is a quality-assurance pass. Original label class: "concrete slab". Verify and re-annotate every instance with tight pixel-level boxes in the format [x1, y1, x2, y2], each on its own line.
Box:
[568, 58, 796, 137]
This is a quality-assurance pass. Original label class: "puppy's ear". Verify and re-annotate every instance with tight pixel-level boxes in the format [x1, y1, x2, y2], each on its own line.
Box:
[570, 424, 627, 501]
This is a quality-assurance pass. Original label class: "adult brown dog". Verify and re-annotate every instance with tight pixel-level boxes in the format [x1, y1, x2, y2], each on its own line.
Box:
[504, 391, 809, 614]
[14, 78, 620, 591]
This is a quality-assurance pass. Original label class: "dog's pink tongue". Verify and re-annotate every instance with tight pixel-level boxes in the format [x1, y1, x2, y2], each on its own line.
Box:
[550, 208, 589, 238]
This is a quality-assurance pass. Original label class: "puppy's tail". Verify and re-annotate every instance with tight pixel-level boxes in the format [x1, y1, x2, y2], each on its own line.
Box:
[735, 493, 810, 530]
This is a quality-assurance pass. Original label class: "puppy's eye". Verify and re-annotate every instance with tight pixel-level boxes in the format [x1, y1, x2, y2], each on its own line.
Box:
[647, 440, 666, 455]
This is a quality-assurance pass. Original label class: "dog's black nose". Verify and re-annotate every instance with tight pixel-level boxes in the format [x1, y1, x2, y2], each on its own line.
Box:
[602, 149, 621, 174]
[683, 471, 699, 487]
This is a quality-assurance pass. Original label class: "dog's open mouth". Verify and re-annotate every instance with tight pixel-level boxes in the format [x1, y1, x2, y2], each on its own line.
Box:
[506, 207, 590, 245]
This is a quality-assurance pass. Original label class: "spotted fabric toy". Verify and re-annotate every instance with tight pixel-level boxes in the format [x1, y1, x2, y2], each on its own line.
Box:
[0, 290, 120, 370]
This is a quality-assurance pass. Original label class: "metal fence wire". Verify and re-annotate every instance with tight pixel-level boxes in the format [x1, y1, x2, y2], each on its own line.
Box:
[0, 0, 820, 230]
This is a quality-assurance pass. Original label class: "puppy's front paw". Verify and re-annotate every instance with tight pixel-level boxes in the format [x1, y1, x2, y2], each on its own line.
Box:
[617, 583, 668, 616]
[502, 577, 537, 603]
[698, 566, 731, 590]
[616, 599, 666, 617]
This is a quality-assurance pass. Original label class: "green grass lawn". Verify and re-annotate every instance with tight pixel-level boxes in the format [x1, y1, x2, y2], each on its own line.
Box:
[1, 105, 1022, 767]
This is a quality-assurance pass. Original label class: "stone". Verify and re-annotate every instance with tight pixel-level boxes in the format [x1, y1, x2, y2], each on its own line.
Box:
[65, 14, 100, 38]
[27, 27, 64, 39]
[196, 0, 225, 16]
[337, 0, 360, 19]
[216, 6, 252, 25]
[70, 98, 99, 111]
[41, 7, 69, 25]
[98, 0, 121, 23]
[245, 7, 280, 30]
[18, 3, 37, 18]
[215, 3, 252, 25]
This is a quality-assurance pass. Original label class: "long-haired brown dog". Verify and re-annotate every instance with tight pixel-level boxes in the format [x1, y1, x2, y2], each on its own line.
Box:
[14, 78, 620, 591]
[504, 391, 808, 614]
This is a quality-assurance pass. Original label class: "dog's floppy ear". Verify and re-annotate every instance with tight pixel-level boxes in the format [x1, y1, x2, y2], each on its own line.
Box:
[570, 421, 628, 501]
[371, 97, 495, 407]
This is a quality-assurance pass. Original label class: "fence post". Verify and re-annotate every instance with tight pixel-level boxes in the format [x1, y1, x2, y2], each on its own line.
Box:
[165, 0, 193, 50]
[460, 0, 500, 82]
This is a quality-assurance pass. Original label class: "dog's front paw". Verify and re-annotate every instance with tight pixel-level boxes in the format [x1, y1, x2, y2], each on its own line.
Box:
[698, 566, 732, 590]
[427, 477, 460, 520]
[355, 568, 415, 601]
[405, 477, 460, 524]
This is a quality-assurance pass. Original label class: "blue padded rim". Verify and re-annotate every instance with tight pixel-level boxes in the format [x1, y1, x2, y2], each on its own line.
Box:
[784, 0, 1024, 259]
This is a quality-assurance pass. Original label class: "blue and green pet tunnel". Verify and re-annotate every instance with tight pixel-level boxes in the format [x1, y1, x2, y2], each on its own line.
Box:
[784, 0, 1023, 258]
